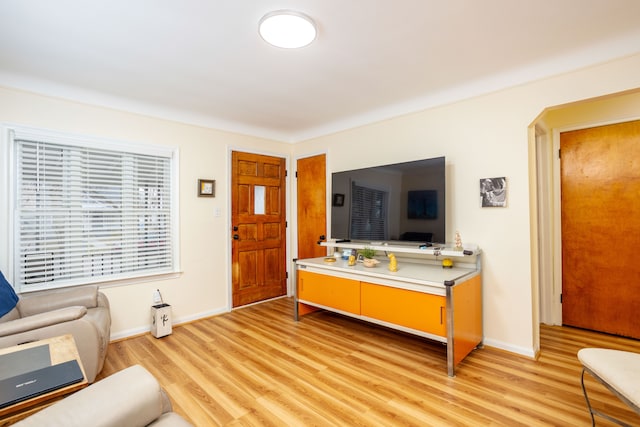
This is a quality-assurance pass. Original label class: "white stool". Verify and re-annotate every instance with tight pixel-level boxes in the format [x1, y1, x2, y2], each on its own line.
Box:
[578, 348, 640, 426]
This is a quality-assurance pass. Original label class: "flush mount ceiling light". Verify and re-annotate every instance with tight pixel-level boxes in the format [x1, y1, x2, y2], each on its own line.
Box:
[259, 10, 317, 49]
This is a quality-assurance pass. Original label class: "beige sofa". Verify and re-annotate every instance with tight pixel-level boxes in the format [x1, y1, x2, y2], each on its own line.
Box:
[0, 285, 111, 383]
[14, 364, 193, 427]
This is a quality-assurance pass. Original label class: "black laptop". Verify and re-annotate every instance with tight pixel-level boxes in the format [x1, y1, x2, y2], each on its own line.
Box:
[0, 359, 84, 409]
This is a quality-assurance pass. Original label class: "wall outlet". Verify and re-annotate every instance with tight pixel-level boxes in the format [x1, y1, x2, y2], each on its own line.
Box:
[152, 289, 162, 304]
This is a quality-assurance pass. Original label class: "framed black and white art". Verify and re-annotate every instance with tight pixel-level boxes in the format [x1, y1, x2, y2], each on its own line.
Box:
[480, 177, 506, 207]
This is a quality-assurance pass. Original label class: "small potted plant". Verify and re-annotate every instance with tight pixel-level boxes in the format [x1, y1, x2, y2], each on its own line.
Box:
[359, 247, 379, 267]
[360, 247, 376, 259]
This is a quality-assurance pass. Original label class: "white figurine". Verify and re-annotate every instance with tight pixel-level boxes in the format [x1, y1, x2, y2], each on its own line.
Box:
[454, 231, 463, 251]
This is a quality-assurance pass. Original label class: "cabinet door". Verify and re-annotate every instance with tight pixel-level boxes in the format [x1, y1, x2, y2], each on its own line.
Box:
[298, 270, 360, 314]
[361, 282, 446, 337]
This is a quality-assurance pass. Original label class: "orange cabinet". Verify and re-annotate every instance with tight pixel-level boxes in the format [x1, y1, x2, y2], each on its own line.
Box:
[295, 255, 482, 377]
[361, 282, 446, 337]
[298, 270, 361, 315]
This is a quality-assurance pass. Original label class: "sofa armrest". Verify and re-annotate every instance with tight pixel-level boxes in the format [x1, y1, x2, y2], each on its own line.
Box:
[14, 365, 179, 427]
[96, 291, 110, 310]
[17, 285, 99, 317]
[0, 306, 87, 337]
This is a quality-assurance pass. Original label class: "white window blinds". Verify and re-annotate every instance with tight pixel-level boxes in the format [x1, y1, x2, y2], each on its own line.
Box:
[350, 182, 388, 240]
[13, 130, 176, 291]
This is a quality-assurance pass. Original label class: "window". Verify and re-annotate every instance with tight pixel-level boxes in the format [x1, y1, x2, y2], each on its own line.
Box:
[8, 126, 179, 292]
[350, 182, 388, 240]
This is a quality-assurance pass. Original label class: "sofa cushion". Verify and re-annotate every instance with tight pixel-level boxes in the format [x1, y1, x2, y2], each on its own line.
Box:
[0, 271, 19, 319]
[149, 413, 195, 426]
[13, 365, 169, 427]
[0, 307, 20, 323]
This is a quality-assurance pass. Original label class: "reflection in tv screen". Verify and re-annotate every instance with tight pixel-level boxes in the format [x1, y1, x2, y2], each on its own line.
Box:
[407, 190, 437, 219]
[331, 156, 446, 244]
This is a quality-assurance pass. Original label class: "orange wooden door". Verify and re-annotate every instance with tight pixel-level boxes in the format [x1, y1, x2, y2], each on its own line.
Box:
[296, 154, 327, 260]
[231, 151, 287, 307]
[560, 120, 640, 338]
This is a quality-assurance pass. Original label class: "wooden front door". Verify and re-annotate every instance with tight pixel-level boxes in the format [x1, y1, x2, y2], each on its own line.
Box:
[231, 151, 287, 307]
[560, 120, 640, 338]
[296, 154, 327, 260]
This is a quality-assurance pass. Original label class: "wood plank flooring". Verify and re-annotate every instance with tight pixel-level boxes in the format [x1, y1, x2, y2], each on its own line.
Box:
[98, 297, 640, 426]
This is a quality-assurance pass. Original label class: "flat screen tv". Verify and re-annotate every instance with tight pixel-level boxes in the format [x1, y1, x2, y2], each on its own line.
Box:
[330, 156, 446, 245]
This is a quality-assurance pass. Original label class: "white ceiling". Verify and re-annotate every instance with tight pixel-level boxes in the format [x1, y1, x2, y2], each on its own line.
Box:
[1, 1, 640, 142]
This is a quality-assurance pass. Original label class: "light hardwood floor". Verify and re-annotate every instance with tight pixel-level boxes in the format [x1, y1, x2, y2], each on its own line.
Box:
[98, 297, 640, 426]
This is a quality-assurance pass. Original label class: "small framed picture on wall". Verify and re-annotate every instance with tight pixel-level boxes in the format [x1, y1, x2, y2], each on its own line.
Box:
[480, 177, 507, 207]
[198, 179, 215, 197]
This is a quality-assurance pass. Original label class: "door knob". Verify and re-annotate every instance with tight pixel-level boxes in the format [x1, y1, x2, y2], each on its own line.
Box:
[233, 234, 239, 240]
[233, 226, 238, 231]
[319, 235, 325, 241]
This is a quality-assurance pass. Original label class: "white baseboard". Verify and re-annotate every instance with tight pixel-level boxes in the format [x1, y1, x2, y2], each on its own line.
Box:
[108, 306, 538, 362]
[109, 307, 229, 341]
[482, 338, 536, 358]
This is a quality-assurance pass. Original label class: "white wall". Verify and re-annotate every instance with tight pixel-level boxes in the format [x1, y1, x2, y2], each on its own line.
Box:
[294, 53, 640, 356]
[2, 52, 639, 355]
[0, 86, 291, 339]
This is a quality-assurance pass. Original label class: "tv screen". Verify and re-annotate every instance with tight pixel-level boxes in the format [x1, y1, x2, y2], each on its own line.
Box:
[330, 156, 446, 244]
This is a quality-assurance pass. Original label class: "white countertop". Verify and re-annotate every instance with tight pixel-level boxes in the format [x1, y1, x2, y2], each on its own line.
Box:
[296, 256, 479, 294]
